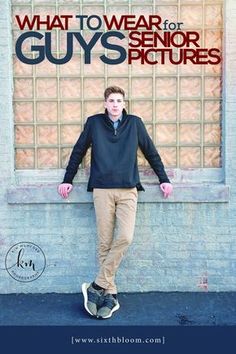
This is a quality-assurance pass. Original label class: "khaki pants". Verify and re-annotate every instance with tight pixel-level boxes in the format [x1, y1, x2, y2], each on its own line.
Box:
[93, 188, 138, 294]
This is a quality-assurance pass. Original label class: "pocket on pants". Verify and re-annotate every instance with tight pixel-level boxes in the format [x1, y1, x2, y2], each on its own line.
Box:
[129, 187, 138, 199]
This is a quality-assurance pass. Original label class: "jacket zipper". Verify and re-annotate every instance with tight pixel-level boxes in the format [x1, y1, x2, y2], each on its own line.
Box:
[114, 128, 117, 136]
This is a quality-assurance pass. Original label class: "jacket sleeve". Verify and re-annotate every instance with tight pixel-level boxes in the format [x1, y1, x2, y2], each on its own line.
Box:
[62, 118, 92, 184]
[137, 118, 170, 184]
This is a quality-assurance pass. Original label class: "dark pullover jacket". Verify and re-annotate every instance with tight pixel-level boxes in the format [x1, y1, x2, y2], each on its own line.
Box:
[63, 109, 170, 191]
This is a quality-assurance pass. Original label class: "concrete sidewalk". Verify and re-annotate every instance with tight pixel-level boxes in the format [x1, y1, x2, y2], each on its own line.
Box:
[0, 292, 236, 326]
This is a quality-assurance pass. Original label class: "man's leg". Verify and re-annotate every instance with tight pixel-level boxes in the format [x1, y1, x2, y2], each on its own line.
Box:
[82, 188, 116, 316]
[93, 188, 116, 267]
[96, 188, 138, 318]
[93, 188, 117, 292]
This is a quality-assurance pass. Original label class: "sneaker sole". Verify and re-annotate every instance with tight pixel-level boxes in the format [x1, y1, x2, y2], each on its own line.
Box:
[81, 282, 96, 317]
[97, 302, 120, 319]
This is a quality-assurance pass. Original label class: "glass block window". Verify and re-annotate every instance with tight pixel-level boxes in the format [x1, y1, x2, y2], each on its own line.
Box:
[12, 0, 223, 170]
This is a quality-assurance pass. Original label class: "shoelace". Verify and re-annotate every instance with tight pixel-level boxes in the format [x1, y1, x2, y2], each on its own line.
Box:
[103, 295, 116, 309]
[88, 287, 103, 303]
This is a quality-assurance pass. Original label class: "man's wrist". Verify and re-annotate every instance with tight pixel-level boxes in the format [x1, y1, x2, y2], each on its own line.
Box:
[62, 180, 73, 185]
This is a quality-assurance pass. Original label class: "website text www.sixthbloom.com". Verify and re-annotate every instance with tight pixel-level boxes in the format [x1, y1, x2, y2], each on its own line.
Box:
[71, 335, 165, 345]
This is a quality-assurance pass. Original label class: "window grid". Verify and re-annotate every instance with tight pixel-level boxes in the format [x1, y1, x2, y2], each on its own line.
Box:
[12, 0, 223, 170]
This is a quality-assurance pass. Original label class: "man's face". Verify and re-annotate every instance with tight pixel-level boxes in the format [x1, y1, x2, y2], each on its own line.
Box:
[104, 93, 125, 120]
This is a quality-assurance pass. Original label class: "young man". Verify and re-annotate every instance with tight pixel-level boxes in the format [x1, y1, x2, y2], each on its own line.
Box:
[58, 86, 173, 319]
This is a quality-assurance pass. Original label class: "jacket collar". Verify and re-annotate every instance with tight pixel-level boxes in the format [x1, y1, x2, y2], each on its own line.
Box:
[104, 108, 127, 127]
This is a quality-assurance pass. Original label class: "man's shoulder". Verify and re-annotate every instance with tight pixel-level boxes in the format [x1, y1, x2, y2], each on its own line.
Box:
[86, 113, 106, 121]
[126, 114, 143, 126]
[126, 114, 142, 121]
[84, 114, 106, 126]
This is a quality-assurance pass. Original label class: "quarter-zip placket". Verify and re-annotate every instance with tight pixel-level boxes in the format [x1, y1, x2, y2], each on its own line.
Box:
[107, 120, 117, 136]
[106, 113, 122, 136]
[111, 120, 119, 136]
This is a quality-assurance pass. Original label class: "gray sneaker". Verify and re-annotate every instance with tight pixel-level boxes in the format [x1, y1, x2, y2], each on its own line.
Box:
[82, 283, 104, 316]
[97, 293, 120, 319]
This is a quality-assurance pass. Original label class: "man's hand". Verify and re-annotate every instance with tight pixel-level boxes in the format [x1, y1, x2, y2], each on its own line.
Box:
[58, 183, 73, 199]
[160, 182, 173, 198]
